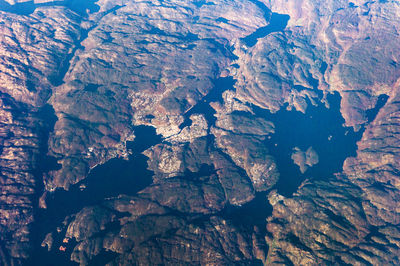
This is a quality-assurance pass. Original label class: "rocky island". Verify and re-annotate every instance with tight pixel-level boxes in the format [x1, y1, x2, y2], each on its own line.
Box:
[0, 0, 399, 265]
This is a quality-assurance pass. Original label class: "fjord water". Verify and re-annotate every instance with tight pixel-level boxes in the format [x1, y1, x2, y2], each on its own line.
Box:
[265, 93, 387, 197]
[31, 82, 377, 265]
[0, 0, 100, 15]
[26, 1, 377, 264]
[252, 93, 363, 196]
[30, 4, 315, 264]
[30, 126, 162, 265]
[242, 12, 290, 47]
[179, 84, 364, 228]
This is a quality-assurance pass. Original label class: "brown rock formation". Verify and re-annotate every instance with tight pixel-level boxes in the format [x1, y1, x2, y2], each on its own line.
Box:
[0, 0, 400, 265]
[0, 6, 82, 263]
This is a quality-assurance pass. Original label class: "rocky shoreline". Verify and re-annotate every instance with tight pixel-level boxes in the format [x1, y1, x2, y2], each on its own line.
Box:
[0, 0, 399, 265]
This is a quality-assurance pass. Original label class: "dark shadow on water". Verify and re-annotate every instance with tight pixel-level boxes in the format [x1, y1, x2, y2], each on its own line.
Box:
[87, 251, 118, 266]
[242, 12, 290, 47]
[41, 148, 156, 220]
[35, 105, 61, 173]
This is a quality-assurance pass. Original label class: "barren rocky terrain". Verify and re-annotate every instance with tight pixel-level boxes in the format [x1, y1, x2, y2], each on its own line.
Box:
[0, 0, 399, 265]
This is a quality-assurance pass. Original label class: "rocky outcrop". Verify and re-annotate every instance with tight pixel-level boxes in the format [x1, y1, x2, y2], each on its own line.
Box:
[1, 0, 400, 265]
[145, 136, 256, 207]
[261, 0, 400, 128]
[265, 178, 400, 265]
[211, 90, 279, 191]
[46, 0, 269, 190]
[0, 6, 82, 264]
[53, 194, 266, 265]
[234, 31, 324, 114]
[344, 90, 400, 226]
[253, 1, 400, 264]
[291, 146, 319, 173]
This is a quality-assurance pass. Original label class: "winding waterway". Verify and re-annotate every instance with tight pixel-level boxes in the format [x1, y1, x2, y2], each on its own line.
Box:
[24, 1, 390, 265]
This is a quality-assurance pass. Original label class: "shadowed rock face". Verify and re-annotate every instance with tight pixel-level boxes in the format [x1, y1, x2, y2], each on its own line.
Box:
[0, 0, 400, 265]
[0, 6, 83, 265]
[45, 0, 268, 191]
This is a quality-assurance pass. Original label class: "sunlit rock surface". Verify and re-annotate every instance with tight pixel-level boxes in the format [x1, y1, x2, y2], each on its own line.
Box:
[256, 0, 400, 264]
[46, 0, 268, 190]
[262, 0, 400, 128]
[264, 178, 399, 265]
[291, 146, 319, 173]
[0, 6, 82, 264]
[0, 0, 399, 265]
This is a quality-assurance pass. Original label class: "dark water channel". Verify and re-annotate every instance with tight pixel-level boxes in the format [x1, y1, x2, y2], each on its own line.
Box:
[260, 93, 387, 197]
[0, 0, 100, 16]
[180, 76, 236, 131]
[29, 83, 388, 266]
[28, 126, 162, 265]
[366, 94, 389, 123]
[22, 1, 389, 265]
[242, 0, 290, 47]
[252, 93, 363, 197]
